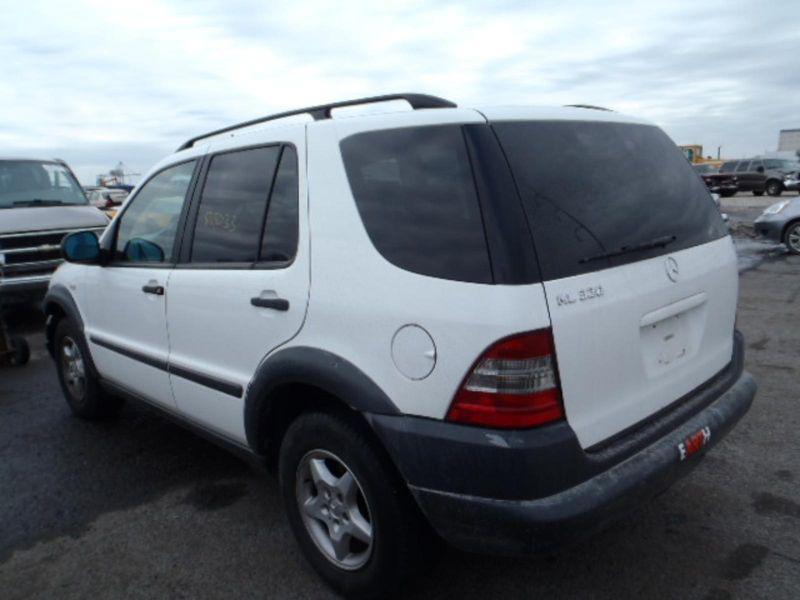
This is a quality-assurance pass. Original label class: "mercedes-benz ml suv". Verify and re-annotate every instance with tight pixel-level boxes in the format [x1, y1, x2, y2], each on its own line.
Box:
[45, 94, 757, 599]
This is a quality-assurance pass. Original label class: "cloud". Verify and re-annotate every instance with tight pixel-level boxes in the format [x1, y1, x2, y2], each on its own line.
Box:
[0, 0, 798, 183]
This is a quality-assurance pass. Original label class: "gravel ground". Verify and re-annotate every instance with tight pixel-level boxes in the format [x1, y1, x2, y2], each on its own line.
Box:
[1, 232, 798, 599]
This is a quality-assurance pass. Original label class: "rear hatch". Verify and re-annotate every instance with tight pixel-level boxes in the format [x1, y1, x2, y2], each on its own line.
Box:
[490, 113, 737, 449]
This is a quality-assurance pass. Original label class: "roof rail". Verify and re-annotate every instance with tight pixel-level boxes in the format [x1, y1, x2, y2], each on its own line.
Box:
[564, 104, 614, 112]
[177, 93, 457, 151]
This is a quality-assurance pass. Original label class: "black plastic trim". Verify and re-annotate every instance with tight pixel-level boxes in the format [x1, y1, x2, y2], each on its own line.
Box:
[244, 346, 400, 451]
[88, 335, 243, 398]
[409, 370, 756, 555]
[177, 93, 456, 151]
[369, 332, 748, 502]
[43, 284, 86, 359]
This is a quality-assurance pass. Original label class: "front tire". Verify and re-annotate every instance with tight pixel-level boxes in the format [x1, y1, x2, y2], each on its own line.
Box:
[54, 318, 122, 419]
[279, 411, 432, 599]
[753, 190, 764, 196]
[784, 221, 800, 255]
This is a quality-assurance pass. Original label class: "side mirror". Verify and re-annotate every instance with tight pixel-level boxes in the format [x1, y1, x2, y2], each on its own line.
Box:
[61, 230, 101, 264]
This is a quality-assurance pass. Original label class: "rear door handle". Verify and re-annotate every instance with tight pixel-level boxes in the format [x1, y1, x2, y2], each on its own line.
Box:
[142, 284, 165, 296]
[251, 296, 289, 311]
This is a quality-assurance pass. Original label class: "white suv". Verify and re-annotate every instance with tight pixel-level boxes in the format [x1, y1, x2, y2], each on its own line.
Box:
[45, 94, 757, 598]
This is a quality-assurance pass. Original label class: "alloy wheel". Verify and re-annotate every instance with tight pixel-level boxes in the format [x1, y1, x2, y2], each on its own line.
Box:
[295, 449, 374, 570]
[61, 336, 86, 400]
[787, 224, 800, 253]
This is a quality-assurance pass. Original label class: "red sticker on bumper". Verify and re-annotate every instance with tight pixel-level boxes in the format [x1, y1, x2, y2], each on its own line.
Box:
[677, 426, 711, 461]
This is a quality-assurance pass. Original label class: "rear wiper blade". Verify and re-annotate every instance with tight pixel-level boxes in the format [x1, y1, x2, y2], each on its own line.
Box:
[12, 198, 66, 207]
[580, 235, 677, 264]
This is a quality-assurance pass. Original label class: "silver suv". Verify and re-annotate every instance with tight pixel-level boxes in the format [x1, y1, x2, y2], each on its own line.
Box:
[0, 158, 108, 303]
[45, 94, 757, 598]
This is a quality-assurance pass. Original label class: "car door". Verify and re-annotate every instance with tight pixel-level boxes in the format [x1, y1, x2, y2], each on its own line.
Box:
[734, 160, 753, 190]
[83, 159, 199, 409]
[750, 159, 766, 190]
[166, 133, 309, 443]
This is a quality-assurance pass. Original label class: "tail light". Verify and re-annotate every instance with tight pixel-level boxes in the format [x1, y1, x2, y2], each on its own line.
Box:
[446, 329, 565, 429]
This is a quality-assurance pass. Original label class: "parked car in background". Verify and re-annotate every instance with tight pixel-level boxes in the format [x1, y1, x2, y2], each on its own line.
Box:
[719, 158, 800, 196]
[45, 95, 756, 598]
[754, 197, 800, 254]
[0, 158, 108, 303]
[85, 186, 128, 210]
[693, 163, 738, 197]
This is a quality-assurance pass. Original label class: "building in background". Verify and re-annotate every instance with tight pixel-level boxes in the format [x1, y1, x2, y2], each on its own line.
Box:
[778, 129, 800, 155]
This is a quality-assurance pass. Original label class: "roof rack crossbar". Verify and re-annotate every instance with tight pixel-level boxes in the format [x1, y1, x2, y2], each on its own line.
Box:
[177, 93, 456, 151]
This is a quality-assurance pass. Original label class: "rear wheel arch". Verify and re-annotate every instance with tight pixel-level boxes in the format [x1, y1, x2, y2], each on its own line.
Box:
[243, 346, 401, 466]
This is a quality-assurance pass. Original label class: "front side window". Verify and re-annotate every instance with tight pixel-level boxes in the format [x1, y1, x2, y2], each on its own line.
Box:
[720, 161, 737, 173]
[735, 161, 751, 173]
[0, 160, 86, 209]
[190, 146, 281, 263]
[114, 161, 197, 263]
[340, 125, 492, 283]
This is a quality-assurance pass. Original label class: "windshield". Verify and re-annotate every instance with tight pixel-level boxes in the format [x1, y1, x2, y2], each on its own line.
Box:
[493, 120, 728, 280]
[0, 160, 87, 209]
[693, 164, 719, 174]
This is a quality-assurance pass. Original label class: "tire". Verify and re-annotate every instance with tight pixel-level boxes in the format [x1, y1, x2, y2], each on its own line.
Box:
[720, 190, 736, 198]
[9, 336, 30, 366]
[753, 190, 764, 196]
[54, 318, 122, 419]
[784, 221, 800, 255]
[766, 180, 783, 197]
[279, 411, 433, 599]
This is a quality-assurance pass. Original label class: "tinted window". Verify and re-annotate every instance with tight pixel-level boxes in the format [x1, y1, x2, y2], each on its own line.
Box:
[750, 160, 764, 171]
[735, 161, 751, 172]
[493, 121, 727, 280]
[340, 125, 491, 283]
[115, 161, 196, 263]
[259, 147, 299, 263]
[191, 146, 280, 263]
[720, 161, 737, 173]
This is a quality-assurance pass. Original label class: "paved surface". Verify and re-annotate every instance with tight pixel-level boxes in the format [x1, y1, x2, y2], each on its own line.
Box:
[1, 233, 799, 599]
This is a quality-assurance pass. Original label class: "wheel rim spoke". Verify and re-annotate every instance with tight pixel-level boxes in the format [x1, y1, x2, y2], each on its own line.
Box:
[346, 512, 372, 544]
[309, 457, 338, 489]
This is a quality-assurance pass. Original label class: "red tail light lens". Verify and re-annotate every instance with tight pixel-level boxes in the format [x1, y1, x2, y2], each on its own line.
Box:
[446, 329, 565, 429]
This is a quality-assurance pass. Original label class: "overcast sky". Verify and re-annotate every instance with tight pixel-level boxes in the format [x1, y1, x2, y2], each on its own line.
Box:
[1, 0, 798, 184]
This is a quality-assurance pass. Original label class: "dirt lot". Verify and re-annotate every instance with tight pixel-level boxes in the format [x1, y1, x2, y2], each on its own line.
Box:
[1, 224, 799, 599]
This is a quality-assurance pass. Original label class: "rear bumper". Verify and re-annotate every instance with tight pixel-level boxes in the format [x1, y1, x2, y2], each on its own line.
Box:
[369, 333, 756, 555]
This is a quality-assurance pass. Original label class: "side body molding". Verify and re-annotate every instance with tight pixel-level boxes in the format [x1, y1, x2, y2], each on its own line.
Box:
[243, 346, 401, 451]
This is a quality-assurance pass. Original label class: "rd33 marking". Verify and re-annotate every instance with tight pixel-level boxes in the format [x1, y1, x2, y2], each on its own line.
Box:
[556, 285, 604, 307]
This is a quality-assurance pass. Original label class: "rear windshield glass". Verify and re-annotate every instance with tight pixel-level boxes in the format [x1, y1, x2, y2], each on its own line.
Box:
[340, 125, 492, 283]
[493, 121, 728, 280]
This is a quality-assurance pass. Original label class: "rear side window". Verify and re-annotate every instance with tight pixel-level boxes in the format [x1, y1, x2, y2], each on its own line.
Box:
[260, 147, 299, 263]
[340, 125, 492, 283]
[190, 146, 280, 263]
[493, 121, 728, 281]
